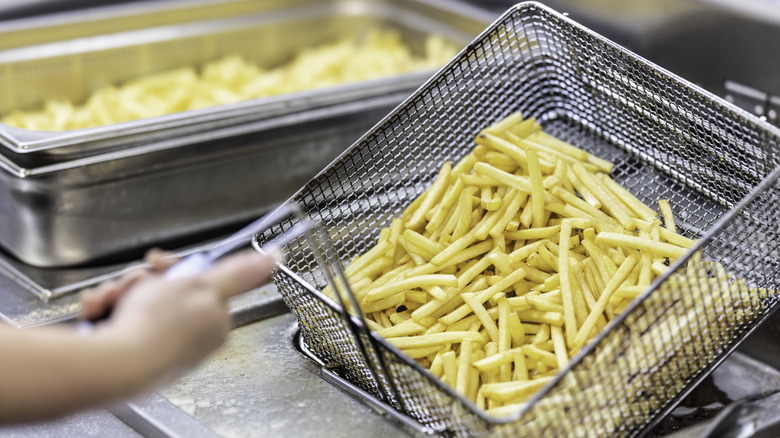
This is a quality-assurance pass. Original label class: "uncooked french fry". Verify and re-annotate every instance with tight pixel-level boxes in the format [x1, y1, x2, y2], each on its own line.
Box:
[530, 131, 588, 161]
[474, 161, 533, 194]
[408, 163, 452, 229]
[558, 219, 578, 346]
[481, 378, 554, 403]
[658, 199, 676, 233]
[483, 112, 525, 136]
[527, 149, 546, 229]
[595, 232, 688, 260]
[442, 351, 457, 387]
[574, 255, 638, 348]
[599, 174, 658, 222]
[463, 293, 500, 342]
[456, 340, 474, 395]
[516, 310, 565, 326]
[364, 274, 458, 302]
[388, 331, 485, 349]
[572, 163, 634, 230]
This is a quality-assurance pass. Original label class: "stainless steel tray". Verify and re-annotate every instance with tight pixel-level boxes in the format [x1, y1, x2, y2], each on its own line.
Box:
[0, 98, 395, 268]
[0, 0, 493, 158]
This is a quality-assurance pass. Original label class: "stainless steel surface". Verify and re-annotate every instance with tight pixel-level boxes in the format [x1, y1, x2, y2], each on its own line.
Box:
[255, 2, 780, 436]
[0, 0, 491, 156]
[114, 300, 780, 438]
[0, 216, 261, 306]
[108, 393, 221, 438]
[693, 392, 780, 438]
[0, 262, 84, 327]
[158, 311, 410, 438]
[648, 350, 780, 437]
[293, 339, 780, 438]
[0, 408, 142, 438]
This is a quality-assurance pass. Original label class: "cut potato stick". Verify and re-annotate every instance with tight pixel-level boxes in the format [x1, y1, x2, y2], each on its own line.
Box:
[431, 231, 477, 266]
[456, 340, 474, 395]
[574, 255, 638, 348]
[388, 331, 485, 349]
[483, 112, 524, 136]
[599, 173, 658, 221]
[442, 351, 457, 387]
[530, 131, 588, 161]
[474, 161, 532, 194]
[426, 177, 465, 232]
[463, 293, 500, 342]
[658, 199, 676, 233]
[364, 274, 458, 302]
[558, 219, 578, 346]
[572, 163, 634, 230]
[481, 377, 554, 403]
[509, 117, 540, 138]
[567, 167, 601, 209]
[595, 232, 688, 260]
[527, 149, 546, 229]
[407, 162, 452, 229]
[506, 225, 560, 240]
[440, 268, 528, 326]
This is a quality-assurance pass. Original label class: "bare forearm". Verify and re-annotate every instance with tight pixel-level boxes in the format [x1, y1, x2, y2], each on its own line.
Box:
[0, 325, 160, 424]
[0, 250, 273, 425]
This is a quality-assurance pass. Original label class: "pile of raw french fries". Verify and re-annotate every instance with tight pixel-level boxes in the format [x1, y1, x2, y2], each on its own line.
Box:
[2, 29, 456, 131]
[334, 112, 770, 421]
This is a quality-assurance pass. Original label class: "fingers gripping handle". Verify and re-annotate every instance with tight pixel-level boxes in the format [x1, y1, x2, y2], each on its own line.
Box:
[78, 203, 308, 335]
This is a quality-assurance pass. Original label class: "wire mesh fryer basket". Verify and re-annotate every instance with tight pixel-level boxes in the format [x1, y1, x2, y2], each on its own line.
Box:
[254, 2, 780, 436]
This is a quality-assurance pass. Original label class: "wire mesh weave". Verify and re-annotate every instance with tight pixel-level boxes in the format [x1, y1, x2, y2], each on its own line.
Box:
[256, 2, 780, 436]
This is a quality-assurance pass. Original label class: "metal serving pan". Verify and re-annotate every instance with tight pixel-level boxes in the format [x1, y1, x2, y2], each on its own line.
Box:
[0, 96, 400, 268]
[0, 0, 492, 158]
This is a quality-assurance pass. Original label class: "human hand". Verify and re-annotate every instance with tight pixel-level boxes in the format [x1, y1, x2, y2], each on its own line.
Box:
[80, 248, 179, 322]
[81, 249, 276, 387]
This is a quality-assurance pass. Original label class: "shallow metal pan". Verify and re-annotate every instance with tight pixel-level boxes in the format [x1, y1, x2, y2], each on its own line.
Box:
[0, 0, 493, 159]
[0, 95, 399, 267]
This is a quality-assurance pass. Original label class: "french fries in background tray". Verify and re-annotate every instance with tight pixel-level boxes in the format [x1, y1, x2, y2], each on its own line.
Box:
[0, 0, 489, 158]
[2, 29, 457, 131]
[331, 113, 770, 419]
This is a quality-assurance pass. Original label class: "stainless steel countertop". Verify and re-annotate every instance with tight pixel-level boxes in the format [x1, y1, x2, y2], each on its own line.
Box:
[0, 285, 411, 438]
[0, 409, 141, 438]
[159, 311, 409, 438]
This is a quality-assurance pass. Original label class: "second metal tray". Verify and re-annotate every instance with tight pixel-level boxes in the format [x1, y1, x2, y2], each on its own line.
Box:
[0, 0, 493, 159]
[0, 97, 396, 268]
